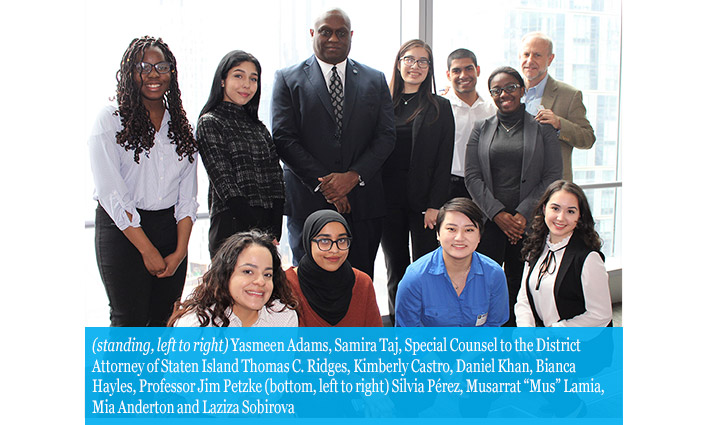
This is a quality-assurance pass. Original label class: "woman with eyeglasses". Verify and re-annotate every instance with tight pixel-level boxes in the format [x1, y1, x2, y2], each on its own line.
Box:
[197, 51, 285, 258]
[514, 180, 612, 327]
[88, 36, 198, 326]
[285, 210, 382, 326]
[464, 66, 562, 326]
[382, 39, 455, 325]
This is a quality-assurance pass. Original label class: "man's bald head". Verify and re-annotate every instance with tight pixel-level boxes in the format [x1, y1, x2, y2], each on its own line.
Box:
[310, 8, 353, 64]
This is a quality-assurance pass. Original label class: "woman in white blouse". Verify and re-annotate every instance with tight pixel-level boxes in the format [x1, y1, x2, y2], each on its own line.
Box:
[89, 36, 198, 326]
[168, 230, 298, 327]
[515, 180, 612, 327]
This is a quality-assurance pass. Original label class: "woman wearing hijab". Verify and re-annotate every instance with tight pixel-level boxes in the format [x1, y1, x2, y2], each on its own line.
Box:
[285, 210, 382, 327]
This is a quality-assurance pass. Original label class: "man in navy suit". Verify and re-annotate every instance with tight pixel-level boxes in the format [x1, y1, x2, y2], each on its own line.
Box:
[271, 8, 395, 279]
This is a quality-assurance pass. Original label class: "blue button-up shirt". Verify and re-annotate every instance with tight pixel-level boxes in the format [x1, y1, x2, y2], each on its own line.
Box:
[395, 247, 509, 327]
[523, 73, 549, 116]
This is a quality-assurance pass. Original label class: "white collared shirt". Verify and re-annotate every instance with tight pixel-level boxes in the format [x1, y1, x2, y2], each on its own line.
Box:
[515, 234, 612, 327]
[88, 104, 198, 231]
[442, 90, 496, 177]
[315, 57, 347, 92]
[173, 300, 298, 327]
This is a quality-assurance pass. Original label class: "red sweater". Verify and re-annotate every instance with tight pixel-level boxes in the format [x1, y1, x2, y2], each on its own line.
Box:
[285, 267, 383, 327]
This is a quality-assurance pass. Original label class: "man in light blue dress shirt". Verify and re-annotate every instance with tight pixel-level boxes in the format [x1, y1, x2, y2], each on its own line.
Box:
[519, 32, 596, 181]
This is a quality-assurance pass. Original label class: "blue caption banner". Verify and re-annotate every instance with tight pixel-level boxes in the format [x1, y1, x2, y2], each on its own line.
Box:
[86, 327, 622, 424]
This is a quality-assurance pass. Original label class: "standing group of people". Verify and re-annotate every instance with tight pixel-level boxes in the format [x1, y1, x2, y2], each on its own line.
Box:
[89, 8, 612, 329]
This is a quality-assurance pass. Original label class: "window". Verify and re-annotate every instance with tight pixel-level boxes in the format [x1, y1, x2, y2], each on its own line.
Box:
[84, 0, 403, 324]
[85, 0, 621, 323]
[432, 0, 621, 256]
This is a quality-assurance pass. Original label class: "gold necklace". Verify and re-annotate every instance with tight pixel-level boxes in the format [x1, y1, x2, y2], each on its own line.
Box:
[500, 119, 521, 132]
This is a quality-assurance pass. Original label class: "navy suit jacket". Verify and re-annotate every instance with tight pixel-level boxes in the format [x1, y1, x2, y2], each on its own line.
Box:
[271, 56, 396, 221]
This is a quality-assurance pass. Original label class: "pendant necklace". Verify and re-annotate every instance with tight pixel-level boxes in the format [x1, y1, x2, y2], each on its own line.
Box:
[452, 265, 472, 292]
[500, 119, 521, 133]
[402, 92, 418, 105]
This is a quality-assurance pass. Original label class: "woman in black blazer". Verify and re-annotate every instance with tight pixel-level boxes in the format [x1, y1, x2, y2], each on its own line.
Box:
[382, 39, 455, 324]
[464, 66, 562, 326]
[515, 180, 612, 327]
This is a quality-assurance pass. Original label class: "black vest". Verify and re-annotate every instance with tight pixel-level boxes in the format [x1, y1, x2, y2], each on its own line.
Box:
[525, 233, 612, 327]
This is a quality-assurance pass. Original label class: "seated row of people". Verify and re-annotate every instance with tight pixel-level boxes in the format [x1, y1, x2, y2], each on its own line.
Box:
[169, 181, 612, 327]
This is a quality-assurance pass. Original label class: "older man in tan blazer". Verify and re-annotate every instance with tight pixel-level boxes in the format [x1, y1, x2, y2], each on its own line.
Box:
[519, 32, 595, 181]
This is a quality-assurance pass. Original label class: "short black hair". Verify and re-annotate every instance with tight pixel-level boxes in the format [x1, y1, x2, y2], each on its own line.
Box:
[436, 197, 485, 236]
[487, 66, 524, 89]
[447, 48, 478, 70]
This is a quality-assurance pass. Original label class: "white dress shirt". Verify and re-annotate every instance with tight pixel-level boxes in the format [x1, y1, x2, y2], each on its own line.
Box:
[315, 57, 347, 92]
[515, 233, 612, 327]
[442, 90, 496, 177]
[173, 300, 298, 327]
[88, 104, 198, 231]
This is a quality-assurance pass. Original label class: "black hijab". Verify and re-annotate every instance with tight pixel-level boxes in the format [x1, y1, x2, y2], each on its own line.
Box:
[297, 210, 356, 325]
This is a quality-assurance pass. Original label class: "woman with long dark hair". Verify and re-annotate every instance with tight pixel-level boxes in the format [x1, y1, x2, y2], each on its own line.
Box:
[197, 50, 285, 258]
[515, 180, 612, 327]
[169, 230, 298, 327]
[382, 39, 455, 324]
[464, 66, 562, 326]
[89, 36, 198, 326]
[285, 210, 382, 327]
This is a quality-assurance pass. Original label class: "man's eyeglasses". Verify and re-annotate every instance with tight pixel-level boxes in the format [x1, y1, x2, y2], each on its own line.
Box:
[399, 56, 430, 69]
[318, 28, 350, 39]
[312, 237, 352, 251]
[489, 83, 522, 98]
[135, 61, 173, 74]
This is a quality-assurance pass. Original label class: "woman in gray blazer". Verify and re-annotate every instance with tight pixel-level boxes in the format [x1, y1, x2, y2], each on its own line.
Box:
[464, 66, 562, 326]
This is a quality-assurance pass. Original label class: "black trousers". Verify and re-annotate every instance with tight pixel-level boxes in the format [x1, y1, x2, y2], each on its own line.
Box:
[208, 204, 283, 259]
[287, 213, 383, 280]
[94, 204, 187, 327]
[476, 220, 524, 326]
[380, 207, 438, 324]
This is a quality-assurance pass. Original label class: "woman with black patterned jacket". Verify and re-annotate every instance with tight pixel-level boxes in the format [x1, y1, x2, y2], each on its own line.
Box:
[197, 50, 285, 258]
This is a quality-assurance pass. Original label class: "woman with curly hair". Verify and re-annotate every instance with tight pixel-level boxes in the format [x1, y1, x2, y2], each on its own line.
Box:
[515, 180, 612, 327]
[89, 36, 198, 326]
[196, 50, 285, 258]
[169, 230, 298, 327]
